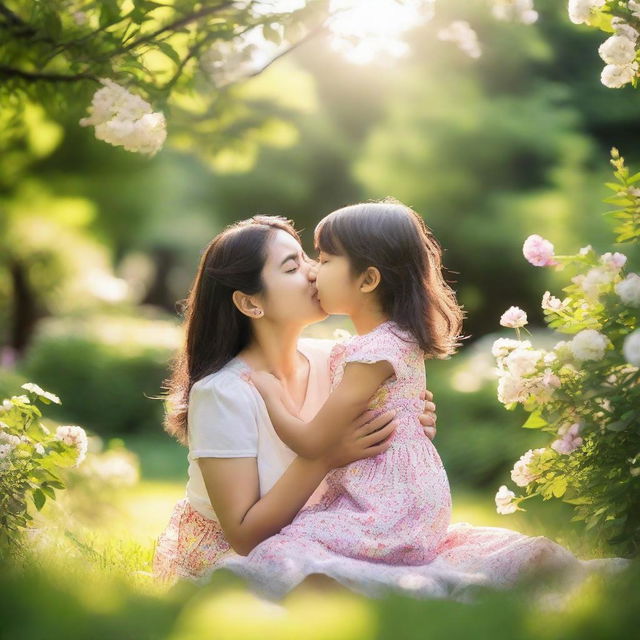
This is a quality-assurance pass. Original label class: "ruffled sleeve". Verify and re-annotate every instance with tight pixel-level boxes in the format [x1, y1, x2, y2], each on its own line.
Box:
[329, 323, 407, 388]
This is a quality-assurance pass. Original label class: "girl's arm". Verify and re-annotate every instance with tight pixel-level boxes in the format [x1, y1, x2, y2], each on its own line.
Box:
[250, 360, 394, 459]
[197, 407, 397, 555]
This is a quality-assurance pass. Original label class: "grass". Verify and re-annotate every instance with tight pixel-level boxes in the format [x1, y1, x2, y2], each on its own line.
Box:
[2, 431, 638, 640]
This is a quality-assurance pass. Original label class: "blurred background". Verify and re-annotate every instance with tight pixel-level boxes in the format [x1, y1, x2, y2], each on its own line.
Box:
[2, 0, 640, 637]
[1, 0, 639, 589]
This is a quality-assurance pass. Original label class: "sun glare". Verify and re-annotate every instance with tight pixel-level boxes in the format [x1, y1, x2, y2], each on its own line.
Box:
[327, 0, 435, 65]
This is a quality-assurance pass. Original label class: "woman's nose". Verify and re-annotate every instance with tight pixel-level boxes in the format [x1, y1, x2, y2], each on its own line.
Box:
[306, 260, 319, 281]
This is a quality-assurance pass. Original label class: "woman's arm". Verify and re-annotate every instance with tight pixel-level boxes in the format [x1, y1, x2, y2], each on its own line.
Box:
[197, 407, 397, 555]
[250, 360, 394, 459]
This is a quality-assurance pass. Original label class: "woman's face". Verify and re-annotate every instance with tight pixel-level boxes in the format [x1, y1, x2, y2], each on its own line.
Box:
[257, 230, 327, 326]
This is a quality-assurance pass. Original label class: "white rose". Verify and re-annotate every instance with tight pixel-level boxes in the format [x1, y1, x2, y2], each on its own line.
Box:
[504, 347, 543, 377]
[598, 35, 637, 66]
[601, 62, 638, 88]
[497, 371, 530, 404]
[615, 273, 640, 307]
[492, 338, 531, 360]
[495, 485, 517, 514]
[55, 425, 89, 466]
[500, 306, 528, 328]
[612, 18, 639, 43]
[569, 329, 609, 362]
[542, 290, 569, 312]
[568, 0, 605, 25]
[623, 330, 640, 367]
[510, 448, 545, 487]
[575, 267, 616, 299]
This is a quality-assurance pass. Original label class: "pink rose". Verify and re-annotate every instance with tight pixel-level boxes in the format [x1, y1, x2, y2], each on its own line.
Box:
[523, 234, 557, 267]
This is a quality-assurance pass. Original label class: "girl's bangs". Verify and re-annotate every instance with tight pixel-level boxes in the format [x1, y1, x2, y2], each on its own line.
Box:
[314, 217, 345, 255]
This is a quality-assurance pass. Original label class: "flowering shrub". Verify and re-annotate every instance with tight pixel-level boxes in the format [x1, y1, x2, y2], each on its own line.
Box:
[0, 383, 88, 554]
[493, 148, 640, 557]
[568, 1, 640, 88]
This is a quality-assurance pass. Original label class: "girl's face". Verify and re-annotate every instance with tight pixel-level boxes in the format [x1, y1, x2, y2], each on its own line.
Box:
[258, 230, 327, 326]
[314, 250, 360, 315]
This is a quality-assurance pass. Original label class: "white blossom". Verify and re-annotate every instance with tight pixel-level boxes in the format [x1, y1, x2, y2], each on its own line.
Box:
[529, 368, 561, 403]
[495, 485, 517, 514]
[504, 347, 543, 377]
[551, 422, 583, 455]
[601, 62, 638, 88]
[491, 0, 538, 24]
[573, 267, 616, 299]
[0, 432, 21, 447]
[511, 448, 546, 487]
[567, 0, 606, 25]
[612, 17, 639, 42]
[598, 35, 637, 66]
[438, 21, 481, 58]
[21, 383, 61, 404]
[542, 290, 569, 312]
[600, 251, 627, 270]
[80, 79, 166, 156]
[630, 1, 640, 20]
[623, 330, 640, 367]
[55, 425, 88, 466]
[500, 306, 528, 328]
[569, 329, 609, 362]
[492, 338, 531, 360]
[497, 371, 530, 404]
[615, 273, 640, 307]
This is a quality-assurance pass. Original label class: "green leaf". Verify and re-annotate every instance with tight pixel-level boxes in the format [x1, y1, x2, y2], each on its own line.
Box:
[32, 489, 46, 511]
[156, 41, 182, 66]
[262, 23, 283, 45]
[551, 477, 567, 498]
[521, 410, 547, 429]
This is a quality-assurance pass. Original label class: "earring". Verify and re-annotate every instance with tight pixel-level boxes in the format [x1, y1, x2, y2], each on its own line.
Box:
[253, 309, 263, 317]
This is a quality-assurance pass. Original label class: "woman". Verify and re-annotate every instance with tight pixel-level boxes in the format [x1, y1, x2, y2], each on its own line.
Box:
[152, 215, 438, 584]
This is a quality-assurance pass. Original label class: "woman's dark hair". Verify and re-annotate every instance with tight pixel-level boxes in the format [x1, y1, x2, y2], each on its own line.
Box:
[163, 215, 300, 445]
[314, 198, 466, 358]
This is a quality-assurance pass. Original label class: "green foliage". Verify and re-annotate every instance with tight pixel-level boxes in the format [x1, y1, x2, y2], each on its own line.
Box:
[19, 313, 179, 437]
[0, 383, 86, 556]
[493, 149, 640, 557]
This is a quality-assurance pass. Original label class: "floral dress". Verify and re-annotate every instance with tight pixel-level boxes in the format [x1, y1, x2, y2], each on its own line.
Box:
[215, 320, 630, 601]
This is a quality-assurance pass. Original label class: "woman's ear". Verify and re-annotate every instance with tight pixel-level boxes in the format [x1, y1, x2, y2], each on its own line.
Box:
[359, 267, 381, 294]
[231, 290, 264, 318]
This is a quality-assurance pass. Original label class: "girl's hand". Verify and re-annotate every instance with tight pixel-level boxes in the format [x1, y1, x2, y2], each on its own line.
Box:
[321, 409, 398, 470]
[419, 389, 437, 441]
[247, 370, 283, 399]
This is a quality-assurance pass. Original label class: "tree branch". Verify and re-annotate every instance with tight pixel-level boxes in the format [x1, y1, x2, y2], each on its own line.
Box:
[0, 65, 100, 83]
[122, 0, 238, 52]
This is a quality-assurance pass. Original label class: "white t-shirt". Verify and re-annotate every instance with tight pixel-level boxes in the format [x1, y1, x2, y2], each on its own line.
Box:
[185, 337, 334, 520]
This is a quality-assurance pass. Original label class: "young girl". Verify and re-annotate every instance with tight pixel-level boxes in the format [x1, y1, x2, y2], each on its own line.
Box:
[217, 200, 629, 601]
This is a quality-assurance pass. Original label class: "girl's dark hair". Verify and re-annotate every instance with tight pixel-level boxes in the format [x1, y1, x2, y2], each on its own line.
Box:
[314, 198, 466, 358]
[163, 215, 300, 445]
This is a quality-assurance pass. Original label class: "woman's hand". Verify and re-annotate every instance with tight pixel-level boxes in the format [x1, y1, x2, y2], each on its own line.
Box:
[419, 389, 437, 441]
[321, 409, 398, 470]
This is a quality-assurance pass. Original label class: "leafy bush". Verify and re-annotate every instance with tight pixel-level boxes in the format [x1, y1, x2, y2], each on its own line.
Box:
[491, 149, 640, 557]
[0, 383, 88, 555]
[20, 313, 179, 437]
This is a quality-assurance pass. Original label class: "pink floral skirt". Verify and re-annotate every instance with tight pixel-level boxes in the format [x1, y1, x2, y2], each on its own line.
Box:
[152, 498, 234, 585]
